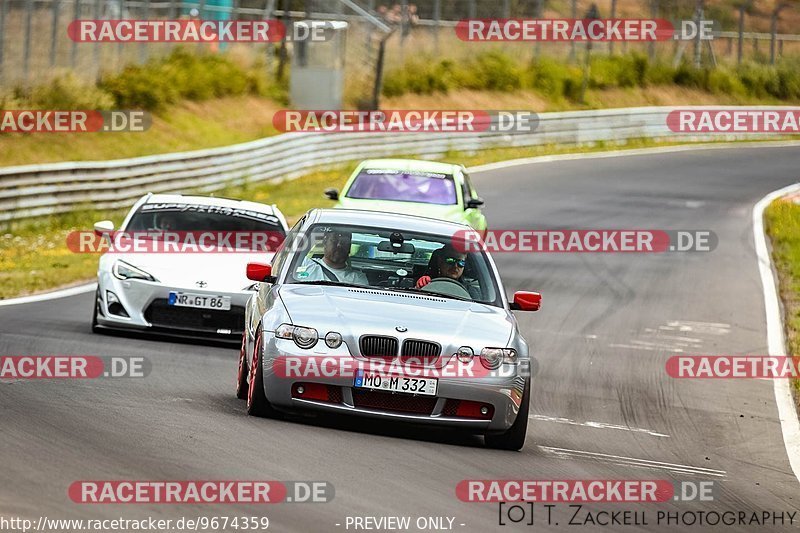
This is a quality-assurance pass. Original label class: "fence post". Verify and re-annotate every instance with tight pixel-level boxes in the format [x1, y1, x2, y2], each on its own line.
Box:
[737, 3, 745, 64]
[0, 0, 7, 85]
[569, 0, 576, 61]
[139, 0, 150, 63]
[94, 0, 102, 80]
[371, 36, 387, 111]
[23, 0, 34, 83]
[648, 0, 658, 60]
[502, 0, 510, 18]
[609, 0, 617, 55]
[693, 0, 703, 68]
[770, 4, 788, 65]
[50, 0, 61, 67]
[468, 0, 476, 19]
[71, 0, 81, 68]
[433, 0, 440, 56]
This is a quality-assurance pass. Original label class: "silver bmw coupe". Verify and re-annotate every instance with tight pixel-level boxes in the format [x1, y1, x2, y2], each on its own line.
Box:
[238, 209, 541, 450]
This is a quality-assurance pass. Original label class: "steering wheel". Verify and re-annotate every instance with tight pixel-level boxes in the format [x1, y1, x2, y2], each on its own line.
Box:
[421, 277, 472, 299]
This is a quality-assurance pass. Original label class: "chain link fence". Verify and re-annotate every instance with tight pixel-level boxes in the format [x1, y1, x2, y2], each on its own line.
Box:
[0, 0, 798, 98]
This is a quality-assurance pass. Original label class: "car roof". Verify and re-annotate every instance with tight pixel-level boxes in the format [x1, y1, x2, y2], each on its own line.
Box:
[305, 208, 472, 235]
[358, 158, 463, 175]
[145, 193, 279, 216]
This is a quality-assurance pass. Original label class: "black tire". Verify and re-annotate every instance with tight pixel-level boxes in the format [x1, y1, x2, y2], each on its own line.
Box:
[91, 288, 100, 333]
[236, 333, 249, 400]
[485, 379, 530, 451]
[246, 329, 282, 418]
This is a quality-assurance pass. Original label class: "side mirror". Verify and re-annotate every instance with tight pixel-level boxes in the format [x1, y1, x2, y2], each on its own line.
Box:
[94, 220, 114, 235]
[247, 262, 275, 283]
[324, 188, 339, 201]
[510, 291, 541, 311]
[466, 197, 484, 209]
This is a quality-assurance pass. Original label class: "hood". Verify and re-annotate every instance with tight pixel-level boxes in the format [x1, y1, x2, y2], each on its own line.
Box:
[336, 198, 465, 224]
[278, 284, 514, 354]
[104, 251, 274, 292]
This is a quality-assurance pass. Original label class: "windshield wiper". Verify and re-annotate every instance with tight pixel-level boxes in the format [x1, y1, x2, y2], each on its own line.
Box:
[387, 286, 473, 302]
[294, 280, 367, 289]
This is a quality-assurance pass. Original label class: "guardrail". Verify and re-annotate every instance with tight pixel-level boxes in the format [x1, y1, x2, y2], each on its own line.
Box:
[0, 106, 793, 223]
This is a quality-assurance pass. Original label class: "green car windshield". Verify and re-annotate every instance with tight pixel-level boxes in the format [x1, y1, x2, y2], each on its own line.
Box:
[345, 169, 458, 205]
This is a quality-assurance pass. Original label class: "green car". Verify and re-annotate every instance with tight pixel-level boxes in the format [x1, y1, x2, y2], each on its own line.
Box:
[324, 159, 487, 231]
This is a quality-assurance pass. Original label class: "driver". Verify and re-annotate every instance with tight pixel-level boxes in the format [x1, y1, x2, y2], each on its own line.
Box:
[153, 211, 179, 231]
[416, 244, 481, 299]
[298, 229, 368, 285]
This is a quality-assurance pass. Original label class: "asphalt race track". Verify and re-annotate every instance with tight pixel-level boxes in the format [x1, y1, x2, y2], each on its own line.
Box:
[2, 144, 800, 532]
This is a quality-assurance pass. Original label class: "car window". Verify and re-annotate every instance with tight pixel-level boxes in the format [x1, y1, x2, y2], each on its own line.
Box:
[285, 224, 501, 306]
[463, 171, 478, 199]
[345, 169, 457, 205]
[272, 216, 305, 276]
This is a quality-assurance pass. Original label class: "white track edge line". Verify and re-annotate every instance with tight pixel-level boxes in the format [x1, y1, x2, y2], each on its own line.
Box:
[753, 181, 800, 484]
[0, 283, 96, 307]
[468, 141, 800, 174]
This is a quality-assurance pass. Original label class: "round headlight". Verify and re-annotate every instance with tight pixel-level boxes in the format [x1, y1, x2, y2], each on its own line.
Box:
[480, 348, 503, 370]
[293, 326, 318, 349]
[456, 346, 474, 363]
[324, 331, 343, 349]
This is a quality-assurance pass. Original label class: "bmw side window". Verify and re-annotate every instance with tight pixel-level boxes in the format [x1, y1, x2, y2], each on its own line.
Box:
[272, 216, 305, 277]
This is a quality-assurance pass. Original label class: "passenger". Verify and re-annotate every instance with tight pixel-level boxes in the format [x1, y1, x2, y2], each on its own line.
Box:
[416, 244, 481, 299]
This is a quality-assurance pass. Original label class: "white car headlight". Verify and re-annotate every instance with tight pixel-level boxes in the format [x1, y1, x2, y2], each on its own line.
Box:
[480, 348, 517, 369]
[276, 323, 318, 349]
[112, 260, 157, 282]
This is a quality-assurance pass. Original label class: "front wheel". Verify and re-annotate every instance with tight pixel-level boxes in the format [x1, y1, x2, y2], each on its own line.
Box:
[236, 333, 249, 399]
[246, 329, 282, 418]
[91, 288, 100, 333]
[484, 380, 530, 451]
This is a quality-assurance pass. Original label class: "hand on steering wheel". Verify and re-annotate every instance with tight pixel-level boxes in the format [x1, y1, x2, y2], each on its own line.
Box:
[415, 275, 431, 288]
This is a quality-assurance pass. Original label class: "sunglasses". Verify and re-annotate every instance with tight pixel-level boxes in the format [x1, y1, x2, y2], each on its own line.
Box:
[444, 257, 466, 268]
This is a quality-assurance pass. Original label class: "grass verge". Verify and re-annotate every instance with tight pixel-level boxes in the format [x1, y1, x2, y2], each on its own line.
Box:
[765, 198, 800, 404]
[0, 137, 794, 300]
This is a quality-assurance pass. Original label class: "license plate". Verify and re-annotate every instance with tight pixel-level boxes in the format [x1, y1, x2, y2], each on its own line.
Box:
[354, 371, 437, 396]
[168, 291, 231, 311]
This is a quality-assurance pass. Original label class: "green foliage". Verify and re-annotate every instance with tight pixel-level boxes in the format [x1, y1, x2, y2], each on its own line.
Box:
[383, 50, 800, 104]
[99, 48, 284, 111]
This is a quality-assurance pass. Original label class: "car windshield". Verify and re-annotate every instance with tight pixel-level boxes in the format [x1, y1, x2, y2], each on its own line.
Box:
[285, 224, 500, 306]
[124, 202, 286, 249]
[345, 169, 457, 205]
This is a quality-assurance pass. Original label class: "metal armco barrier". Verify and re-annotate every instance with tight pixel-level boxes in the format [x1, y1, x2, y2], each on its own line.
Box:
[0, 106, 793, 222]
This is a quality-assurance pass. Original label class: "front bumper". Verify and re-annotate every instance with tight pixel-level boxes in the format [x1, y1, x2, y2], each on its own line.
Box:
[95, 271, 252, 338]
[260, 333, 529, 432]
